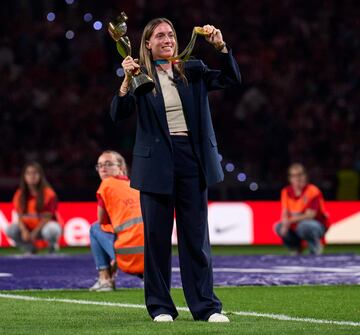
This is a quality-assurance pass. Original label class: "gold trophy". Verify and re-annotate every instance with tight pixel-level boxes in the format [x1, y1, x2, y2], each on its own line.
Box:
[108, 12, 155, 96]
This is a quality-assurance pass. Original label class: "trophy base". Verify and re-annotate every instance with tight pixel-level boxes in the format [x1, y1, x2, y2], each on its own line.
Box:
[130, 73, 155, 96]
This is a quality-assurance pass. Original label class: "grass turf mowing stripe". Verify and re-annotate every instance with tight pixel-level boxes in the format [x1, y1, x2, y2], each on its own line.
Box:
[0, 293, 359, 327]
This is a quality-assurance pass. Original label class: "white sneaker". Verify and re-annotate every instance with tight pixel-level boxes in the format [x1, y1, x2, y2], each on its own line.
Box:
[153, 314, 173, 322]
[208, 313, 230, 323]
[89, 279, 101, 291]
[89, 279, 114, 292]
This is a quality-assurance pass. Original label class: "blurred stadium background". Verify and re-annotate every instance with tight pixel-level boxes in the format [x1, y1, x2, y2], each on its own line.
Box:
[1, 0, 359, 248]
[0, 0, 359, 202]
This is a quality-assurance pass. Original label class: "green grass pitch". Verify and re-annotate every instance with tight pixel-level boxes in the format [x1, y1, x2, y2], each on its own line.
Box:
[1, 286, 359, 334]
[0, 245, 359, 334]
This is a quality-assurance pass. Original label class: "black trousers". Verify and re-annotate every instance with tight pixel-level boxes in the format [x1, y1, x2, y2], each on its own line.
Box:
[140, 136, 222, 321]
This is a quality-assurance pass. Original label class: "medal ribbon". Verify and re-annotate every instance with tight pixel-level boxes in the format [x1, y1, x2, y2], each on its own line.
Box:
[154, 27, 209, 65]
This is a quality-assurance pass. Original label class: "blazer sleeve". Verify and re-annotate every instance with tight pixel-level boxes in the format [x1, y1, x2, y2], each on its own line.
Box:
[202, 48, 242, 91]
[110, 84, 137, 124]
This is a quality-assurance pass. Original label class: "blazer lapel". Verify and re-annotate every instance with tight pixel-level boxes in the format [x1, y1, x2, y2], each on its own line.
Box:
[176, 76, 197, 137]
[146, 69, 197, 143]
[146, 73, 171, 137]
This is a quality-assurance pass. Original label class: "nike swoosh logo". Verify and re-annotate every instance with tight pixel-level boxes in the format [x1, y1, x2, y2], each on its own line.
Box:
[214, 224, 238, 234]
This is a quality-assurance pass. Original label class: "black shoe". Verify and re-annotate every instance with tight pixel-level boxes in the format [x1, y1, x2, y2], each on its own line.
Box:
[49, 243, 59, 254]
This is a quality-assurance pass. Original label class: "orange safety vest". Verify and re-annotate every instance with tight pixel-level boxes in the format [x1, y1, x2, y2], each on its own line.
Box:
[97, 176, 144, 275]
[13, 187, 57, 230]
[281, 183, 330, 230]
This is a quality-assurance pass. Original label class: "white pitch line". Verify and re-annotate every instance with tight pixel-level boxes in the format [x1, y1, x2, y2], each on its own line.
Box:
[0, 273, 12, 278]
[231, 311, 360, 327]
[0, 293, 359, 327]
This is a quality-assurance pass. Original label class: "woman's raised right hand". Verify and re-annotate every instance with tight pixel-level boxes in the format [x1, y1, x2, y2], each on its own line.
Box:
[122, 56, 140, 78]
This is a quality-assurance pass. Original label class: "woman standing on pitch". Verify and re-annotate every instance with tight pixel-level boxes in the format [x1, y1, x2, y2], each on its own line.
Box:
[110, 18, 241, 322]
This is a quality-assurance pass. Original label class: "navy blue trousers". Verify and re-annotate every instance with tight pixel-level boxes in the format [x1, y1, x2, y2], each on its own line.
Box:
[140, 136, 222, 321]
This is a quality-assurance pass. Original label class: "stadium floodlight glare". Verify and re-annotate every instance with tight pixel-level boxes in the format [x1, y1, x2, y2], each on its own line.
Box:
[65, 30, 75, 40]
[46, 12, 56, 22]
[249, 182, 259, 191]
[225, 163, 235, 172]
[65, 0, 75, 4]
[116, 68, 124, 77]
[83, 13, 93, 22]
[237, 172, 247, 182]
[93, 21, 103, 30]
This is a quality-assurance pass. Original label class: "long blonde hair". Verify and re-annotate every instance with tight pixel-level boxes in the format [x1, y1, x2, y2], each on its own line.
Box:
[139, 18, 187, 90]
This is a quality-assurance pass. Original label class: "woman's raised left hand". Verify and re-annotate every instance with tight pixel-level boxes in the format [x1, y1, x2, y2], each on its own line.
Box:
[203, 24, 225, 50]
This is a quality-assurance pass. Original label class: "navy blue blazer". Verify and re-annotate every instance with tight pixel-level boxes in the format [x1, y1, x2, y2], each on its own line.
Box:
[110, 49, 241, 194]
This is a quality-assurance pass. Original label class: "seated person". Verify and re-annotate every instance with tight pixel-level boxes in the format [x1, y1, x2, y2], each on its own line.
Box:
[89, 150, 144, 292]
[275, 163, 330, 255]
[7, 162, 61, 254]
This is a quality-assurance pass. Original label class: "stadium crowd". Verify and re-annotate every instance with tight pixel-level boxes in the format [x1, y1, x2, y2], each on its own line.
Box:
[1, 0, 359, 200]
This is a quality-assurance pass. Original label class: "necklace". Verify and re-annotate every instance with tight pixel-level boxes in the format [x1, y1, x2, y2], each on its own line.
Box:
[156, 64, 177, 86]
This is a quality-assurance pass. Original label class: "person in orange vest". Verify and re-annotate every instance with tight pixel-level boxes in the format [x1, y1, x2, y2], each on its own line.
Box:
[275, 163, 330, 255]
[7, 162, 62, 254]
[89, 150, 144, 292]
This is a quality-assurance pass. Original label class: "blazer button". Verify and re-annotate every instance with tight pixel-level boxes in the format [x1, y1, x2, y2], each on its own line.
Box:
[155, 138, 160, 143]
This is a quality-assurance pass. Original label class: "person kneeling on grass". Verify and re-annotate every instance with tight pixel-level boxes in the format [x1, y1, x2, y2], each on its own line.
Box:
[274, 163, 330, 255]
[7, 162, 61, 254]
[89, 150, 144, 292]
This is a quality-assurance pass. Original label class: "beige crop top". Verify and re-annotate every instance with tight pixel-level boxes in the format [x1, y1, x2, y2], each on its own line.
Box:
[157, 69, 188, 133]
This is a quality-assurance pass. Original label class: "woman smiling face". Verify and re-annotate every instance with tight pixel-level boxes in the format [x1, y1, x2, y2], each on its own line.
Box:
[146, 22, 176, 60]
